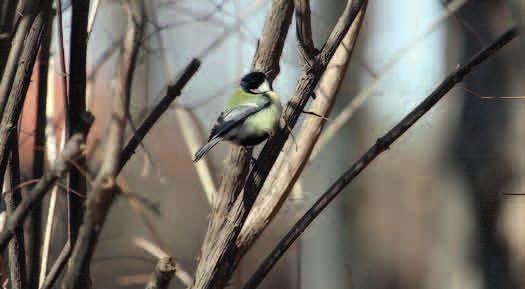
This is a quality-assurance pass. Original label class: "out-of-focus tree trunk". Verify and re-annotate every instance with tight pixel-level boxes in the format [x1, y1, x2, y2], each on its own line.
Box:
[0, 0, 17, 74]
[451, 2, 517, 289]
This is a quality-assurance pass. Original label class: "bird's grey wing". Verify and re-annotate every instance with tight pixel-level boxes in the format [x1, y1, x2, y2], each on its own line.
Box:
[208, 98, 271, 141]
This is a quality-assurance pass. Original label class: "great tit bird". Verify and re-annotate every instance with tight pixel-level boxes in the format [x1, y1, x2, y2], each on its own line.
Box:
[193, 71, 282, 162]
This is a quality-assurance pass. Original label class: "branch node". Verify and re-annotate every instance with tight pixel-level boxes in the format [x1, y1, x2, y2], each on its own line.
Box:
[376, 136, 390, 151]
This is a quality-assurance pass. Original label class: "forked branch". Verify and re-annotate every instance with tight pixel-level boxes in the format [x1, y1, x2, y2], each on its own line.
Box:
[238, 1, 367, 250]
[192, 1, 366, 289]
[242, 26, 520, 289]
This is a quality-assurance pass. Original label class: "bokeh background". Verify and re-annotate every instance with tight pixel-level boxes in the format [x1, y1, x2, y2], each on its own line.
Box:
[19, 0, 525, 288]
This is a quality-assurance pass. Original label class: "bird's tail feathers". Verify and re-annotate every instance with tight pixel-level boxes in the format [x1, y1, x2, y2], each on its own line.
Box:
[193, 137, 223, 162]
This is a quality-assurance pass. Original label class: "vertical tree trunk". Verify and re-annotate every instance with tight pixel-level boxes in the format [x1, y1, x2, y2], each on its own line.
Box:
[452, 2, 517, 289]
[26, 2, 52, 287]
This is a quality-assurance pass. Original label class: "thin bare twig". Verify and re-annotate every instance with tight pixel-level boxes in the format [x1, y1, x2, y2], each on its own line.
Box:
[0, 0, 39, 117]
[3, 133, 26, 289]
[134, 238, 194, 288]
[295, 0, 315, 64]
[38, 56, 59, 288]
[67, 0, 91, 257]
[87, 0, 101, 39]
[27, 3, 52, 287]
[0, 134, 85, 252]
[148, 7, 217, 206]
[86, 39, 122, 110]
[118, 59, 201, 172]
[311, 0, 468, 158]
[119, 177, 167, 250]
[62, 4, 146, 288]
[242, 26, 520, 289]
[0, 2, 52, 227]
[238, 1, 367, 250]
[46, 7, 71, 283]
[0, 0, 17, 74]
[39, 242, 72, 289]
[177, 106, 218, 203]
[55, 0, 69, 131]
[145, 258, 177, 289]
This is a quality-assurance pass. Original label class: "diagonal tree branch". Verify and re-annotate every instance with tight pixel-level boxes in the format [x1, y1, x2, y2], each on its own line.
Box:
[148, 7, 217, 206]
[295, 0, 315, 64]
[0, 0, 52, 209]
[237, 2, 367, 250]
[192, 1, 366, 289]
[0, 134, 85, 252]
[240, 0, 365, 228]
[242, 26, 520, 289]
[39, 242, 72, 289]
[26, 3, 53, 287]
[0, 0, 39, 118]
[191, 1, 294, 289]
[0, 0, 17, 75]
[214, 0, 295, 213]
[312, 0, 467, 158]
[3, 133, 27, 289]
[118, 58, 201, 173]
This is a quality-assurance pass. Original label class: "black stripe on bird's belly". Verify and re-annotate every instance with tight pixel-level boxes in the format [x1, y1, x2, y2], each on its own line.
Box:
[237, 133, 269, 146]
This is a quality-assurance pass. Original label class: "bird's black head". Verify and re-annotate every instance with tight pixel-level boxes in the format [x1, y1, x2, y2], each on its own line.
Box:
[240, 71, 272, 94]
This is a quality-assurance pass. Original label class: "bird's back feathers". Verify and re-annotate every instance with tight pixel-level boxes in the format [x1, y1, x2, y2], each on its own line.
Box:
[193, 88, 281, 162]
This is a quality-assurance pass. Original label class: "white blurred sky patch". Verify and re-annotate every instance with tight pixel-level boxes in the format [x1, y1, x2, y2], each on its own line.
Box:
[365, 0, 446, 121]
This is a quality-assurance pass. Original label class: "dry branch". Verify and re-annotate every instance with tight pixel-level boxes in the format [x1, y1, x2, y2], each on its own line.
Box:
[0, 0, 52, 208]
[0, 0, 17, 74]
[312, 0, 467, 158]
[62, 3, 146, 288]
[242, 26, 520, 289]
[40, 243, 72, 289]
[67, 0, 92, 247]
[87, 0, 101, 39]
[134, 237, 194, 288]
[0, 0, 39, 117]
[26, 4, 53, 287]
[295, 0, 315, 63]
[148, 8, 217, 206]
[192, 1, 367, 289]
[239, 0, 365, 237]
[191, 1, 294, 288]
[4, 133, 26, 289]
[213, 0, 295, 207]
[0, 134, 85, 252]
[145, 257, 177, 289]
[119, 58, 201, 172]
[39, 56, 60, 288]
[38, 55, 59, 288]
[238, 1, 367, 249]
